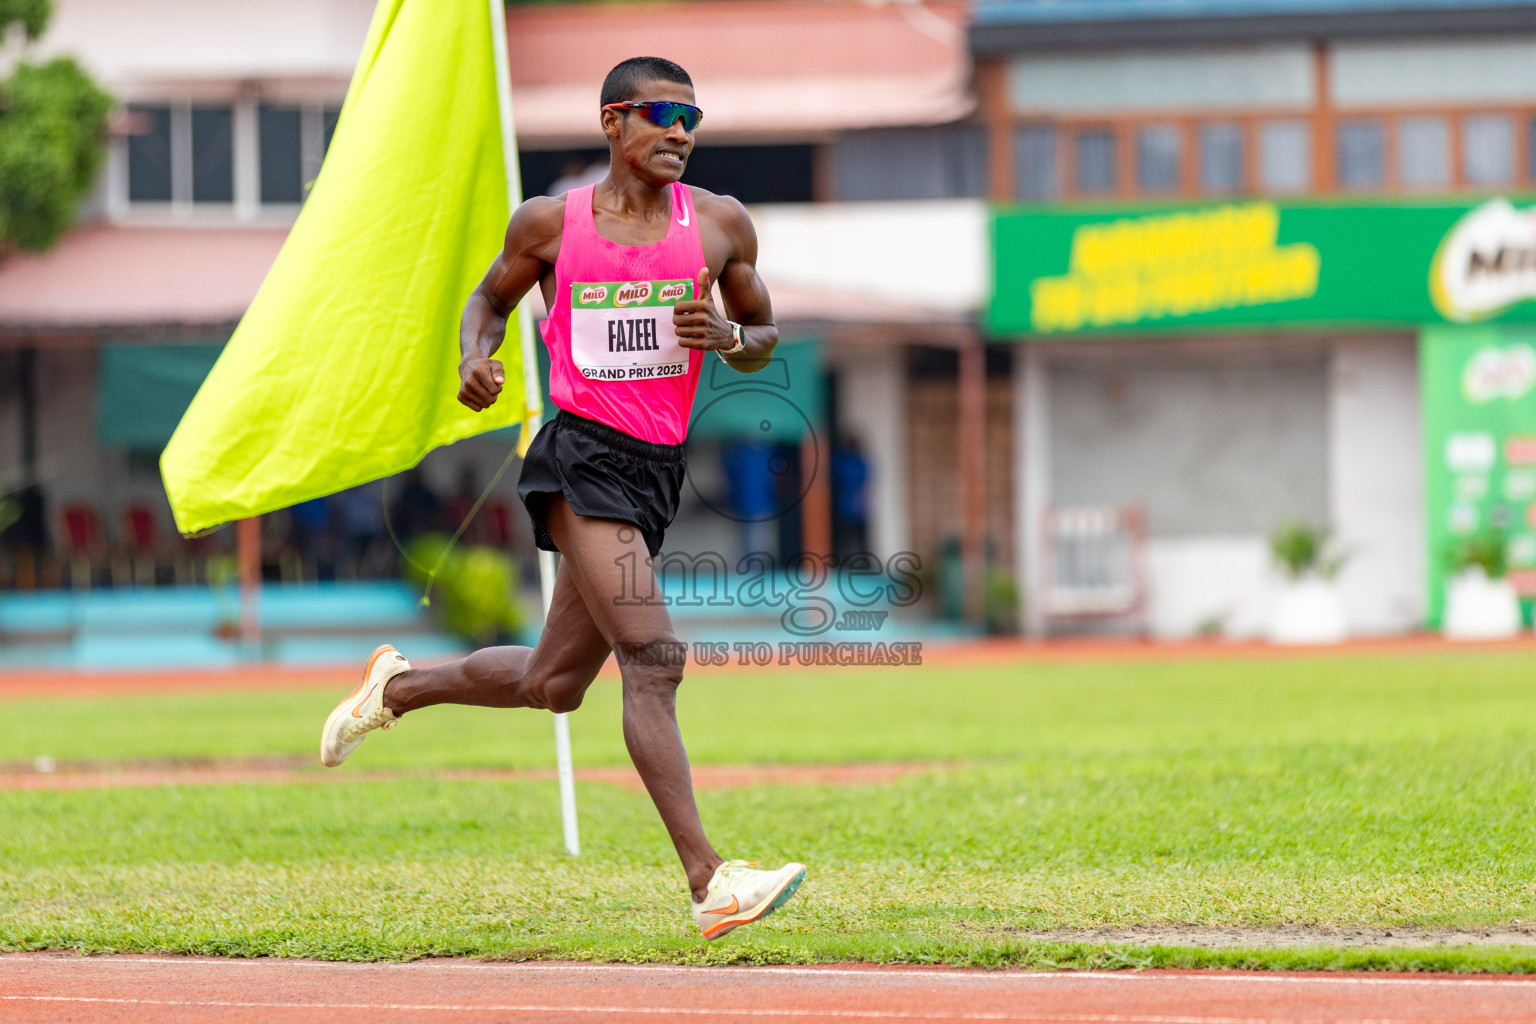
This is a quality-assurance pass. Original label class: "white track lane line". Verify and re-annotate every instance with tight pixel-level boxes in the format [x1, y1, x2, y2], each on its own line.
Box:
[12, 957, 1536, 991]
[0, 995, 1419, 1023]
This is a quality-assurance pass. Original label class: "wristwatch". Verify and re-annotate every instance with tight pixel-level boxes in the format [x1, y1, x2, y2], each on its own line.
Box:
[718, 320, 745, 361]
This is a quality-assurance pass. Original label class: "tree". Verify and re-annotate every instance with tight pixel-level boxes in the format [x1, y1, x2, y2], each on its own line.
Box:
[0, 0, 111, 255]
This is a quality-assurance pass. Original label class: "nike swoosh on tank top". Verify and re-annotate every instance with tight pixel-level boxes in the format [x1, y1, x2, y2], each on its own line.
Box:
[539, 182, 707, 446]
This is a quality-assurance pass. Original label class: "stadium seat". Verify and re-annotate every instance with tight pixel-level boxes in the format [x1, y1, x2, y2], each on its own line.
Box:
[60, 504, 105, 589]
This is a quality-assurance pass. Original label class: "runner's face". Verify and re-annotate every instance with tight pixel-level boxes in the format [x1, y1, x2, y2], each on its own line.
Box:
[606, 78, 697, 184]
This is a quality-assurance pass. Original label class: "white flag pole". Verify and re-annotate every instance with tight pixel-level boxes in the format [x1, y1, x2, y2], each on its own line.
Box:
[488, 0, 579, 856]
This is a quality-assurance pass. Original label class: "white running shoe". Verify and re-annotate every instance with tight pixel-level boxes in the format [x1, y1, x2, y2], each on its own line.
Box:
[319, 644, 409, 767]
[691, 859, 808, 940]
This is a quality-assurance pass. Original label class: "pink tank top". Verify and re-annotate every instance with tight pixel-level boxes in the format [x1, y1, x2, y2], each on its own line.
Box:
[539, 182, 706, 446]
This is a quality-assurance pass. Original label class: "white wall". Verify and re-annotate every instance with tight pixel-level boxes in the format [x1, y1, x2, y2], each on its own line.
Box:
[1008, 45, 1314, 114]
[1046, 352, 1330, 536]
[1333, 38, 1536, 106]
[1013, 333, 1427, 639]
[1328, 334, 1425, 634]
[1145, 536, 1271, 638]
[749, 200, 988, 318]
[39, 0, 373, 90]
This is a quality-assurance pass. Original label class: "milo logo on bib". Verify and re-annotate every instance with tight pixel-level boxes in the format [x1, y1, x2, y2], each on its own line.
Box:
[615, 281, 652, 305]
[570, 278, 694, 382]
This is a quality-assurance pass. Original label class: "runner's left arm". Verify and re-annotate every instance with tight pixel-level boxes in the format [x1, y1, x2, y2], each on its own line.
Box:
[674, 197, 778, 373]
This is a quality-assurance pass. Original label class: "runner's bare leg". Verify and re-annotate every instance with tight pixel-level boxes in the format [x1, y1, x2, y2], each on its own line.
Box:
[382, 494, 723, 900]
[384, 558, 611, 714]
[542, 495, 724, 899]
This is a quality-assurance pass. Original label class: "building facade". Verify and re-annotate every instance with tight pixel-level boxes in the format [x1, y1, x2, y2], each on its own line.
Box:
[972, 0, 1536, 637]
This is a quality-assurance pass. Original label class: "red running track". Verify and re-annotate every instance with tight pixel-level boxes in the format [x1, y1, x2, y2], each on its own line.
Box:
[3, 955, 1535, 1023]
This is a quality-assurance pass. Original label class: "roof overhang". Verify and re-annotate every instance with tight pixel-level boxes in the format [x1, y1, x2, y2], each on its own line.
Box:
[0, 200, 990, 346]
[0, 225, 287, 340]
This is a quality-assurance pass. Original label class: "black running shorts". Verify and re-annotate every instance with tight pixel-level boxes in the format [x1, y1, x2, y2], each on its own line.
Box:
[517, 409, 686, 558]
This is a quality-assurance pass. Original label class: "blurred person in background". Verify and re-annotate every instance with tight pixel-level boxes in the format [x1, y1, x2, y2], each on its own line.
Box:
[334, 482, 386, 577]
[723, 438, 779, 558]
[444, 464, 488, 545]
[832, 434, 870, 558]
[390, 468, 447, 540]
[288, 496, 332, 571]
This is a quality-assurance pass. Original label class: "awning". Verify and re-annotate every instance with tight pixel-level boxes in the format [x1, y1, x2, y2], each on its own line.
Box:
[96, 343, 223, 449]
[0, 226, 286, 330]
[689, 338, 824, 441]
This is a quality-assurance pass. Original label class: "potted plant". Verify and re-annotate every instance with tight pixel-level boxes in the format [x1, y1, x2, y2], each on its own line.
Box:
[1267, 521, 1349, 645]
[1443, 531, 1520, 640]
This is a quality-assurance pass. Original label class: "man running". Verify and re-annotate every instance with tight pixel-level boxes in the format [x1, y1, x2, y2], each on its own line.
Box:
[319, 56, 805, 940]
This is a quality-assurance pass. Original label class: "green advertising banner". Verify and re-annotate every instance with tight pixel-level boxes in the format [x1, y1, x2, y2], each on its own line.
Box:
[1422, 324, 1536, 627]
[991, 196, 1536, 336]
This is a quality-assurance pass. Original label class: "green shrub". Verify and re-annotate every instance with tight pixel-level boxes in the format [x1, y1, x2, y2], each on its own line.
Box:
[1269, 521, 1348, 581]
[1448, 530, 1507, 579]
[402, 535, 525, 646]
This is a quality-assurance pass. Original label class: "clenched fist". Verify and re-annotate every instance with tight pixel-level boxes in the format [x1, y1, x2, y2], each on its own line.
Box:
[459, 356, 505, 411]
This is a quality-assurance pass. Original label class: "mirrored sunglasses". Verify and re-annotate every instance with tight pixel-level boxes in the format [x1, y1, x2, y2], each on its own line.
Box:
[601, 100, 703, 132]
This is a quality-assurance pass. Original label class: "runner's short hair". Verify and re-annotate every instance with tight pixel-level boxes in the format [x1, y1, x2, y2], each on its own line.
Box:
[600, 57, 693, 107]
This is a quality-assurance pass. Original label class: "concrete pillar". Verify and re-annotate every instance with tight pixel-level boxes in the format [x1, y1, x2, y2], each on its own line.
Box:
[1015, 343, 1051, 637]
[239, 516, 261, 647]
[1328, 334, 1424, 633]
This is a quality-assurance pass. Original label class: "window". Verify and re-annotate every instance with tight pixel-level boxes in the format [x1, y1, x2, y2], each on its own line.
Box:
[311, 106, 343, 195]
[1260, 120, 1310, 193]
[1199, 124, 1244, 194]
[124, 99, 342, 213]
[1398, 116, 1449, 190]
[124, 103, 235, 206]
[1463, 114, 1514, 186]
[1075, 129, 1116, 194]
[832, 126, 987, 200]
[190, 107, 233, 203]
[259, 106, 303, 204]
[1337, 120, 1384, 189]
[1136, 126, 1180, 192]
[1013, 126, 1057, 200]
[126, 105, 172, 203]
[322, 108, 340, 152]
[261, 103, 343, 204]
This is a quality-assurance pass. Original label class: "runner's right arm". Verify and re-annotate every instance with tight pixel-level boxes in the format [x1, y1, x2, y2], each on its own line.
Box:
[458, 197, 564, 412]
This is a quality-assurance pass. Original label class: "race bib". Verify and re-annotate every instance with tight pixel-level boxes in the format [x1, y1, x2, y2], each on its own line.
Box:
[570, 279, 693, 382]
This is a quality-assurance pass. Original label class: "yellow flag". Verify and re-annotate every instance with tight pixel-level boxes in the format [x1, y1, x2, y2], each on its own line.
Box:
[161, 0, 532, 535]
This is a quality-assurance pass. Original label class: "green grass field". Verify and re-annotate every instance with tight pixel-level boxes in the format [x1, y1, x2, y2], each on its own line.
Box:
[4, 650, 1536, 970]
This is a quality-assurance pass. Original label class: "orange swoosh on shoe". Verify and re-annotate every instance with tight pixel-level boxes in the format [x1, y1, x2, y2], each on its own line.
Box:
[350, 682, 378, 718]
[703, 896, 739, 915]
[348, 646, 393, 716]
